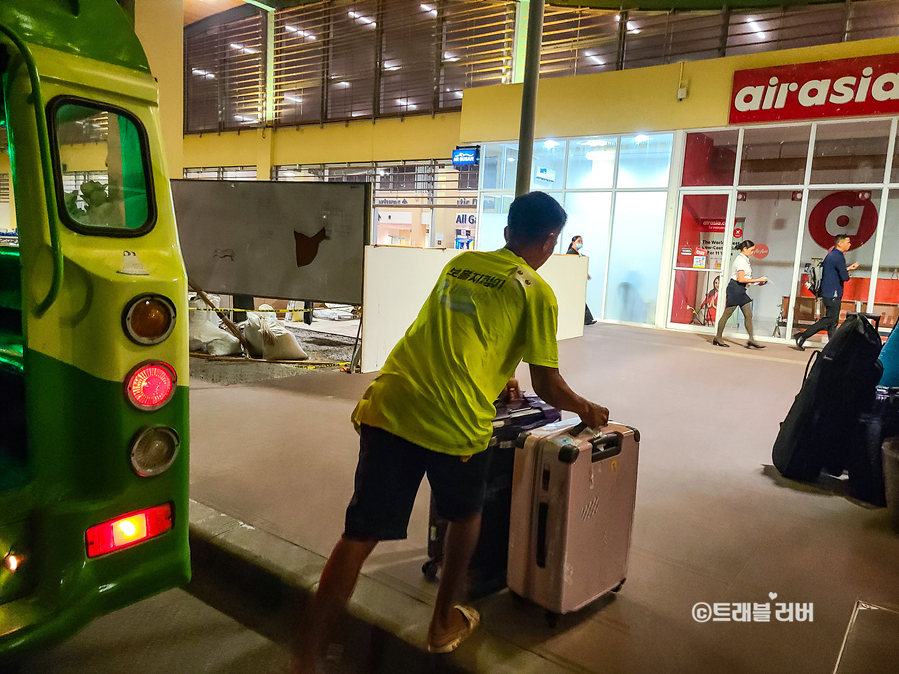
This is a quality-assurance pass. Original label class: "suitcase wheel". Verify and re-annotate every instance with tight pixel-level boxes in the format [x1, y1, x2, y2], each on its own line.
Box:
[421, 559, 440, 581]
[612, 579, 625, 593]
[545, 610, 559, 628]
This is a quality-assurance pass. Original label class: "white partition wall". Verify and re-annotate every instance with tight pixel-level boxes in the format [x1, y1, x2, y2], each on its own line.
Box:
[361, 248, 587, 373]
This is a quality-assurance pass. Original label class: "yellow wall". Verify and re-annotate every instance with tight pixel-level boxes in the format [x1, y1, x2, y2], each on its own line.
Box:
[135, 0, 184, 178]
[460, 36, 899, 142]
[184, 113, 462, 169]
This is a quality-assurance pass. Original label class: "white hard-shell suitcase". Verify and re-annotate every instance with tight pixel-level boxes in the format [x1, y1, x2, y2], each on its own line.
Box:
[507, 417, 640, 622]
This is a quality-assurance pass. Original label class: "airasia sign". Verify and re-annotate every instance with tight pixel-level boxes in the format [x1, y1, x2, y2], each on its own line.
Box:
[729, 54, 899, 124]
[808, 191, 877, 250]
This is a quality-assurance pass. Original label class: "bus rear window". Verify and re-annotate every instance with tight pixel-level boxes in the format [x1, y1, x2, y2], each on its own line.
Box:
[51, 99, 155, 235]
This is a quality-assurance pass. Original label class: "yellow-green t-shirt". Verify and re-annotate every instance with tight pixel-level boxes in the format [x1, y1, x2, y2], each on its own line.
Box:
[352, 247, 559, 456]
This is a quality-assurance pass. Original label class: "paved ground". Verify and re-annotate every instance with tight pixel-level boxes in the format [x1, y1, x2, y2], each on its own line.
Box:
[184, 322, 899, 674]
[16, 588, 289, 674]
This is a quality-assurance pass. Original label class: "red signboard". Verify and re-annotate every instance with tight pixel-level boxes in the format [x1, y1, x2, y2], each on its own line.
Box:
[730, 53, 899, 124]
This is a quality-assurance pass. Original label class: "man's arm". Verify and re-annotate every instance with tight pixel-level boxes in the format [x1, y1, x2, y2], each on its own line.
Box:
[529, 364, 609, 429]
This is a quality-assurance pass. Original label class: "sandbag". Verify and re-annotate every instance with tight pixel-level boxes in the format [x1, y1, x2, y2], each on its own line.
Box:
[189, 295, 241, 356]
[243, 309, 266, 358]
[260, 313, 308, 361]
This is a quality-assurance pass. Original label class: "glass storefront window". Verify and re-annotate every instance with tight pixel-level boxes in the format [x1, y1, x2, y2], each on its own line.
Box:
[682, 130, 738, 186]
[740, 125, 810, 186]
[477, 194, 513, 252]
[605, 191, 668, 324]
[810, 120, 890, 185]
[670, 194, 729, 326]
[480, 143, 518, 190]
[566, 137, 616, 189]
[731, 191, 803, 338]
[562, 192, 613, 317]
[530, 140, 566, 190]
[792, 189, 880, 342]
[891, 126, 899, 184]
[617, 133, 673, 188]
[876, 192, 899, 331]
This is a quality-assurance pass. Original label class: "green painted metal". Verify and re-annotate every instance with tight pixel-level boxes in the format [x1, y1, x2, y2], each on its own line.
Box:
[0, 0, 148, 73]
[0, 348, 190, 656]
[0, 0, 191, 659]
[0, 24, 63, 318]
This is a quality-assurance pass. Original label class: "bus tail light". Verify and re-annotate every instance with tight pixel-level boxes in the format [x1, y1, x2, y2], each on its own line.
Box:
[123, 295, 176, 345]
[131, 426, 180, 477]
[85, 504, 173, 558]
[125, 361, 176, 410]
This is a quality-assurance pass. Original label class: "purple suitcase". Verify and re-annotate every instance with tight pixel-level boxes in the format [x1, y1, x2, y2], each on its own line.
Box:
[508, 417, 640, 622]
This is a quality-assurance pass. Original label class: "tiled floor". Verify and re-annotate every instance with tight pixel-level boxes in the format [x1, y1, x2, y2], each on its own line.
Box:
[189, 322, 899, 673]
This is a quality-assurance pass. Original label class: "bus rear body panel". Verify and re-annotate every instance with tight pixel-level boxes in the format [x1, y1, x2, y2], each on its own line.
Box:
[1, 0, 190, 657]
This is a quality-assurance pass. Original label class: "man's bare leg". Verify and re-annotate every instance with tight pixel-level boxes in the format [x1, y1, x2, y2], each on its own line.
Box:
[428, 512, 482, 647]
[291, 536, 378, 674]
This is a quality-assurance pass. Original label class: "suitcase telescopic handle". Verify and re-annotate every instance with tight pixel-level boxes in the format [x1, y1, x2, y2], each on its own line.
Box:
[569, 421, 590, 436]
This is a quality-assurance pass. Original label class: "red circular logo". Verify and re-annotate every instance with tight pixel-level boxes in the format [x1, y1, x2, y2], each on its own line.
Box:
[753, 244, 769, 259]
[733, 228, 743, 239]
[808, 191, 877, 251]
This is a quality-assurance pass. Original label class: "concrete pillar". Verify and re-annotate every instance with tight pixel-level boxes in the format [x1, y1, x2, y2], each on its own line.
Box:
[133, 0, 184, 180]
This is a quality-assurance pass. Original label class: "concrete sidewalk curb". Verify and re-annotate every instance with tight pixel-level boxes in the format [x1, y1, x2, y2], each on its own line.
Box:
[186, 499, 583, 674]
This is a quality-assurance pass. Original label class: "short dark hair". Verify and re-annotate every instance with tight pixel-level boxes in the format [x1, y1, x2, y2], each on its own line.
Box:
[507, 192, 567, 244]
[835, 234, 850, 245]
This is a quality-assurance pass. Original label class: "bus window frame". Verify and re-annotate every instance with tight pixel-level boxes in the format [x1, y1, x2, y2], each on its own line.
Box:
[47, 95, 157, 238]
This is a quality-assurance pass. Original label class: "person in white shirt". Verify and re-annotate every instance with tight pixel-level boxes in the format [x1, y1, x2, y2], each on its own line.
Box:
[713, 239, 768, 349]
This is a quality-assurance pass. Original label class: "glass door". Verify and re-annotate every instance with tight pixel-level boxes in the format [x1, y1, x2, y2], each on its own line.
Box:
[733, 190, 804, 339]
[669, 193, 730, 329]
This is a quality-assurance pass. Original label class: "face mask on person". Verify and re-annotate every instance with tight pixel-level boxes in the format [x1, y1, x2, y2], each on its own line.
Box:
[575, 242, 583, 250]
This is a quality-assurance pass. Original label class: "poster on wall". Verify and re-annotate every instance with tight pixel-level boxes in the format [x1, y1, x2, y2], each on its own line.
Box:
[697, 217, 745, 270]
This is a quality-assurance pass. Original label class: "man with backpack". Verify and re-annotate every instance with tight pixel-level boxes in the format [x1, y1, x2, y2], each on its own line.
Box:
[795, 234, 859, 350]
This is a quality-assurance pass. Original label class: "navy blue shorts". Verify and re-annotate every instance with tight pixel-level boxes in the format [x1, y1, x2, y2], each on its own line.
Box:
[344, 425, 490, 541]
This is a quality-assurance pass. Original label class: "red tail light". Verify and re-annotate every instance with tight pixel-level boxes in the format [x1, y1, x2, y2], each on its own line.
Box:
[85, 503, 173, 558]
[125, 361, 176, 410]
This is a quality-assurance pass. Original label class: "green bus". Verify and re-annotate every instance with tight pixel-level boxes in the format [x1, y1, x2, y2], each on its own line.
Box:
[1, 0, 190, 658]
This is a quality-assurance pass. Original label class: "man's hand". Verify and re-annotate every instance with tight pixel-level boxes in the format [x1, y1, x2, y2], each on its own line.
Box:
[580, 401, 610, 430]
[848, 262, 860, 271]
[499, 378, 522, 404]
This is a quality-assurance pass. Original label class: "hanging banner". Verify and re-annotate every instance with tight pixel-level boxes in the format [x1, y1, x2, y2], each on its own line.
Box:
[730, 53, 899, 124]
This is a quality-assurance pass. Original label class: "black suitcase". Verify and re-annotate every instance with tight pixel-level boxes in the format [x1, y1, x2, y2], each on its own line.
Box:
[847, 410, 887, 506]
[422, 394, 560, 597]
[773, 313, 883, 482]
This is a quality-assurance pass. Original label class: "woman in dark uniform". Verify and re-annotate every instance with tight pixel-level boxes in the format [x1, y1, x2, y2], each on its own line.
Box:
[566, 235, 596, 325]
[712, 239, 768, 349]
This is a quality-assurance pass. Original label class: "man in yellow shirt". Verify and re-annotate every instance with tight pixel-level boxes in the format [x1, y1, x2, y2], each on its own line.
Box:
[293, 192, 609, 670]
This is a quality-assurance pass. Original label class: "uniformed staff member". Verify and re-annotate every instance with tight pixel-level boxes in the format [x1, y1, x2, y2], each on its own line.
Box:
[291, 192, 609, 672]
[712, 239, 768, 349]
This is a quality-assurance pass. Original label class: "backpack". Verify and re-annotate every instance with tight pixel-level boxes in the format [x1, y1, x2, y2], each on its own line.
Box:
[804, 258, 824, 297]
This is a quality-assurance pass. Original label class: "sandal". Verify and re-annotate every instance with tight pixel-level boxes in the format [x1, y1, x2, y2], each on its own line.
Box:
[427, 605, 480, 653]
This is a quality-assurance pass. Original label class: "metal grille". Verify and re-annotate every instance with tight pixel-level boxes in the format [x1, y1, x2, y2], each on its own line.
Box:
[183, 166, 257, 180]
[625, 11, 724, 69]
[268, 0, 514, 127]
[541, 6, 618, 77]
[184, 9, 265, 132]
[273, 159, 478, 208]
[0, 173, 9, 203]
[539, 1, 899, 79]
[847, 0, 899, 41]
[727, 6, 847, 56]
